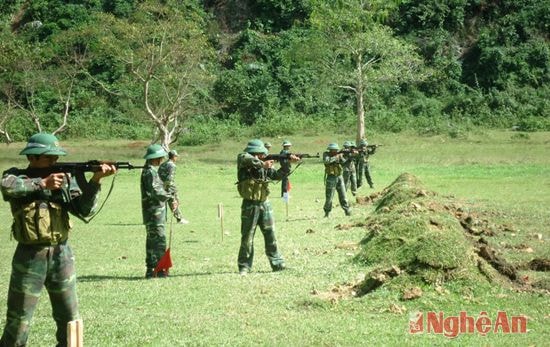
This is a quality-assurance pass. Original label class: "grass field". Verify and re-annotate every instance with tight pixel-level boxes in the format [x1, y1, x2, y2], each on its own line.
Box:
[0, 130, 549, 346]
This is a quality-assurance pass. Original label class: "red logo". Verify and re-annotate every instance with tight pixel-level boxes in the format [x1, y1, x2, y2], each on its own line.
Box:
[409, 311, 527, 338]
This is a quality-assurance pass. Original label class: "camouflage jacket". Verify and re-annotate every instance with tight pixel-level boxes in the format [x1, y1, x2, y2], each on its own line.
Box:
[236, 152, 285, 201]
[279, 149, 292, 172]
[323, 152, 345, 176]
[1, 167, 100, 217]
[141, 164, 172, 225]
[1, 167, 101, 244]
[158, 160, 178, 195]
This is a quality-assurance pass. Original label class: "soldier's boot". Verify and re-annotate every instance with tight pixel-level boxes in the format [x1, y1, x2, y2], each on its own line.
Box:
[324, 211, 330, 218]
[345, 210, 352, 216]
[272, 263, 286, 272]
[145, 268, 154, 279]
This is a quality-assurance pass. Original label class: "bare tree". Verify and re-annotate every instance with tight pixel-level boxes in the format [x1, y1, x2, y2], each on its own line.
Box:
[103, 3, 215, 150]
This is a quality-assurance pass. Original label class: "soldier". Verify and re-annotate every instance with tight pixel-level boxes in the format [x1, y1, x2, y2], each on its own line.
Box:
[323, 143, 351, 217]
[158, 149, 188, 224]
[236, 139, 299, 275]
[356, 139, 375, 189]
[263, 142, 272, 153]
[342, 141, 358, 196]
[0, 133, 116, 346]
[279, 140, 292, 197]
[141, 144, 173, 279]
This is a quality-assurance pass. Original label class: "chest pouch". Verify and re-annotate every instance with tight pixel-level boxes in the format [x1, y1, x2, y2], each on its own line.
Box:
[12, 200, 72, 245]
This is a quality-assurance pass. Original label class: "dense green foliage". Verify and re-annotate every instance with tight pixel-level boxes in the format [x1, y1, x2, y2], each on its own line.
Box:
[0, 0, 548, 143]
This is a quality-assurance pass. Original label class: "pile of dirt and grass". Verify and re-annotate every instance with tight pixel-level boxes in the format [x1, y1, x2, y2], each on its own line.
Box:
[346, 173, 548, 299]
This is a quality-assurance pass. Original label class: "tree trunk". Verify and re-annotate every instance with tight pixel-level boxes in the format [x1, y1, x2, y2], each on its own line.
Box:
[355, 53, 365, 142]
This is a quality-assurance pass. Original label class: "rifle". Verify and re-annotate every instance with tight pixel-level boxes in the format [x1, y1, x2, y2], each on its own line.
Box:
[263, 153, 320, 161]
[10, 160, 145, 178]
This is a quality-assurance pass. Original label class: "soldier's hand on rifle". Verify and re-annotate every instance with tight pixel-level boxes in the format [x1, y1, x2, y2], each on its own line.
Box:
[91, 164, 117, 183]
[171, 200, 178, 211]
[289, 154, 301, 162]
[262, 160, 275, 169]
[41, 173, 66, 190]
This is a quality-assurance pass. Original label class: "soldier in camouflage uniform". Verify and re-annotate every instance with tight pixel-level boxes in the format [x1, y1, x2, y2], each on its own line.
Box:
[279, 140, 292, 197]
[236, 139, 299, 275]
[141, 144, 173, 279]
[0, 133, 116, 347]
[342, 141, 358, 196]
[323, 143, 351, 217]
[158, 150, 188, 224]
[356, 139, 375, 189]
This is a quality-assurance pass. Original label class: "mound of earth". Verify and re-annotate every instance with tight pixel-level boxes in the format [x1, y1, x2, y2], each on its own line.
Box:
[352, 173, 540, 297]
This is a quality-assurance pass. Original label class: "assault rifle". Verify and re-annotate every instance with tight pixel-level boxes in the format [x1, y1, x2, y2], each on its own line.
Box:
[339, 144, 383, 154]
[9, 160, 145, 178]
[264, 153, 320, 161]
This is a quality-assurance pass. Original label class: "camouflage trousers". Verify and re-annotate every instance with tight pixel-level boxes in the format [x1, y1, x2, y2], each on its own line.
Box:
[324, 175, 350, 214]
[343, 170, 357, 195]
[238, 200, 285, 272]
[356, 160, 373, 188]
[145, 224, 167, 275]
[0, 242, 79, 347]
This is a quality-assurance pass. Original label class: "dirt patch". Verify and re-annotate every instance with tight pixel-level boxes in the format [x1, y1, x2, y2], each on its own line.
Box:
[350, 173, 542, 297]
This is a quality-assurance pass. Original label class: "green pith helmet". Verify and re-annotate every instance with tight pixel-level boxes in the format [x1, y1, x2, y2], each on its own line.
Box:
[327, 143, 339, 151]
[282, 140, 292, 147]
[264, 142, 272, 148]
[244, 139, 264, 151]
[245, 145, 268, 155]
[168, 149, 178, 158]
[359, 139, 368, 147]
[350, 141, 356, 148]
[19, 133, 67, 156]
[343, 141, 351, 148]
[144, 144, 167, 160]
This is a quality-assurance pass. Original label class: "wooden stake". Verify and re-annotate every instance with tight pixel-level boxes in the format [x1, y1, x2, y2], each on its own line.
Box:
[218, 203, 224, 242]
[67, 319, 83, 347]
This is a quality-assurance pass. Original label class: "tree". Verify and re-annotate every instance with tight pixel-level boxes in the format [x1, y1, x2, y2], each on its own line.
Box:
[309, 0, 425, 141]
[96, 2, 216, 149]
[0, 28, 78, 140]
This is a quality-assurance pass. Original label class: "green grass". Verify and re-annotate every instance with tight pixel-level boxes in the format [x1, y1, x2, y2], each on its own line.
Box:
[0, 130, 549, 346]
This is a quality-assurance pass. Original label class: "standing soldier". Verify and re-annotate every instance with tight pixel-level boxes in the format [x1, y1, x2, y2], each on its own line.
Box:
[356, 139, 375, 189]
[342, 141, 358, 196]
[264, 142, 272, 153]
[0, 133, 116, 346]
[279, 140, 292, 197]
[323, 143, 351, 217]
[141, 144, 173, 278]
[158, 149, 188, 224]
[236, 139, 299, 275]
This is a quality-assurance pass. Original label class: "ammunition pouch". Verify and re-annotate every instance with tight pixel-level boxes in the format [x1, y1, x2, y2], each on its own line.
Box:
[11, 200, 72, 245]
[237, 179, 270, 201]
[325, 163, 342, 176]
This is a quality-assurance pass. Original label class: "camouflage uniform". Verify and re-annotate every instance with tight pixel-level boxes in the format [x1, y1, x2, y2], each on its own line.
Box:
[141, 163, 172, 278]
[356, 144, 376, 189]
[236, 150, 286, 274]
[342, 147, 358, 196]
[0, 169, 100, 347]
[158, 159, 184, 222]
[323, 148, 351, 217]
[279, 148, 292, 197]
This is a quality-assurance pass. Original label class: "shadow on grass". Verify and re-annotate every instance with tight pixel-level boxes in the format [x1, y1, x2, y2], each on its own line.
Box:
[77, 270, 251, 282]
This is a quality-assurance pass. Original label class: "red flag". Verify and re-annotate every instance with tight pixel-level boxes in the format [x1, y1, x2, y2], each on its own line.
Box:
[154, 248, 173, 275]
